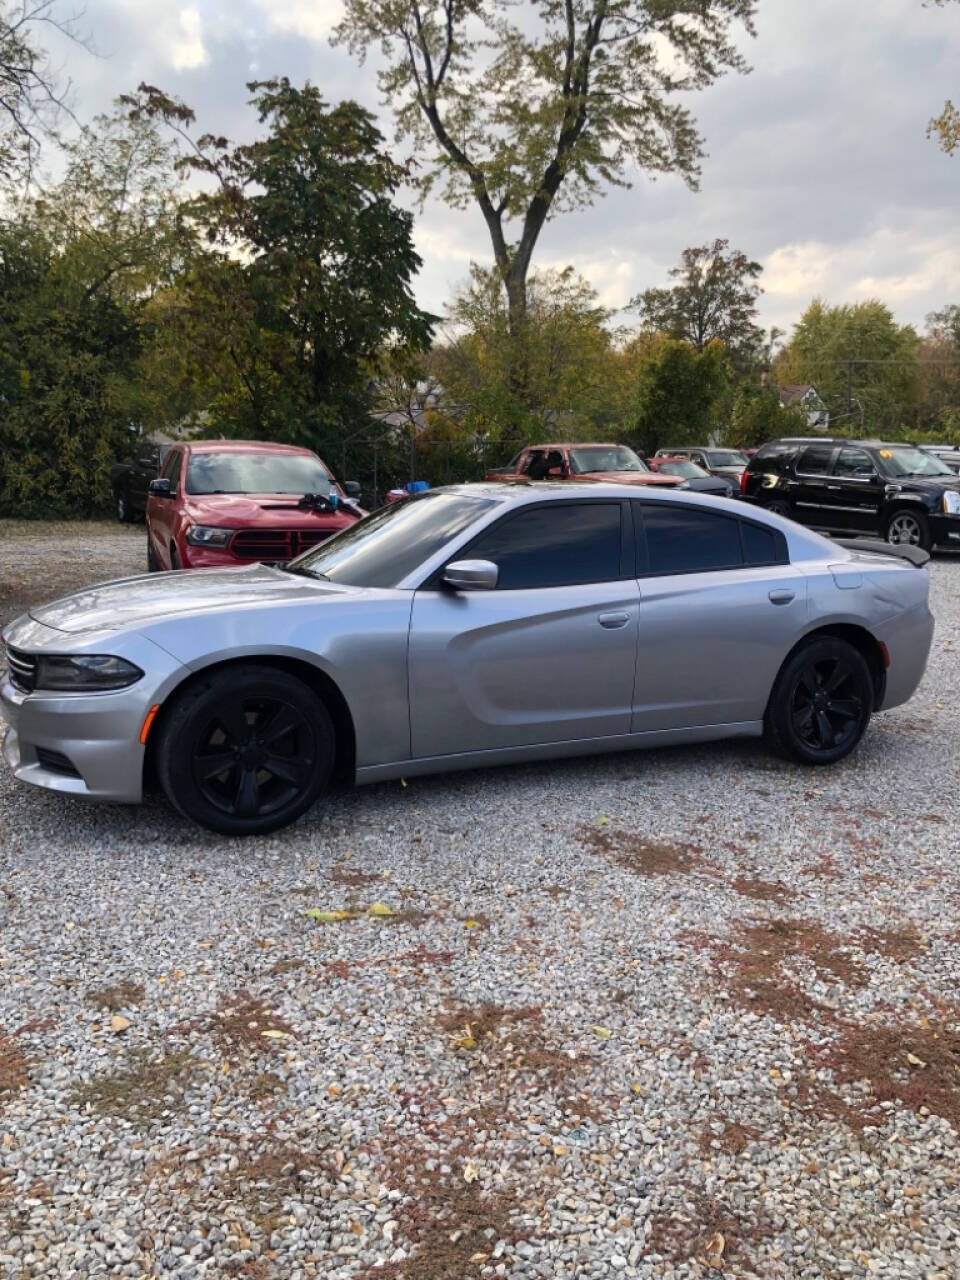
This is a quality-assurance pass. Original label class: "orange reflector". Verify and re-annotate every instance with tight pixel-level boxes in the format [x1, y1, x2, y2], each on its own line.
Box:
[139, 704, 161, 745]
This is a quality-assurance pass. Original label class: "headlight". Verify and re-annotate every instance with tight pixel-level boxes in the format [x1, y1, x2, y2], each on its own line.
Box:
[943, 491, 960, 515]
[35, 655, 144, 691]
[185, 525, 233, 547]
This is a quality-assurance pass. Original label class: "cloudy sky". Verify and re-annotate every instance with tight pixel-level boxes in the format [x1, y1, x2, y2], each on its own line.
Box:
[45, 0, 960, 338]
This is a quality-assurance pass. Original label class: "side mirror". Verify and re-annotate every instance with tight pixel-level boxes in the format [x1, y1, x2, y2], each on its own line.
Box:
[149, 477, 173, 498]
[342, 480, 362, 499]
[442, 559, 499, 591]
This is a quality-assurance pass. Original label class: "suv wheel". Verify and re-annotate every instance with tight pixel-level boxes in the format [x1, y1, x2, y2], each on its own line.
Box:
[766, 498, 791, 518]
[885, 508, 931, 551]
[765, 636, 873, 766]
[147, 537, 158, 572]
[156, 665, 335, 835]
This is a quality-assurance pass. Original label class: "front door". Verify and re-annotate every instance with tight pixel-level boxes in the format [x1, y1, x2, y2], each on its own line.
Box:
[631, 502, 807, 731]
[790, 443, 838, 527]
[408, 500, 639, 757]
[824, 446, 885, 531]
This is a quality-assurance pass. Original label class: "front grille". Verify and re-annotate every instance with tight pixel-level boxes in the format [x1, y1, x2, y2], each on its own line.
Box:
[231, 529, 333, 561]
[35, 747, 81, 778]
[4, 645, 37, 693]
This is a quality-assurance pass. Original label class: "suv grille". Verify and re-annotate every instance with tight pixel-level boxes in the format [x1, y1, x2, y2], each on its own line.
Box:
[231, 529, 333, 561]
[4, 644, 37, 693]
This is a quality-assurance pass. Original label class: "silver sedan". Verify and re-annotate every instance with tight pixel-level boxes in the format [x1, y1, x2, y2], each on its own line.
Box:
[1, 484, 935, 835]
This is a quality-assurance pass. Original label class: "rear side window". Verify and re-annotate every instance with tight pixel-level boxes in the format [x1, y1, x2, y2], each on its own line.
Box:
[641, 506, 743, 573]
[753, 441, 796, 462]
[466, 502, 623, 589]
[638, 506, 788, 574]
[797, 445, 835, 475]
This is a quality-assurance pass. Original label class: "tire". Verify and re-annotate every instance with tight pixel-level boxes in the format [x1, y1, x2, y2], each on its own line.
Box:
[147, 537, 158, 572]
[765, 636, 873, 766]
[765, 499, 792, 519]
[884, 507, 931, 552]
[115, 489, 133, 523]
[170, 544, 182, 570]
[155, 665, 335, 835]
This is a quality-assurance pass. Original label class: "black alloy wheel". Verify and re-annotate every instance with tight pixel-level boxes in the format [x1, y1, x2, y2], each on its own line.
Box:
[766, 498, 791, 518]
[156, 666, 335, 834]
[766, 637, 873, 765]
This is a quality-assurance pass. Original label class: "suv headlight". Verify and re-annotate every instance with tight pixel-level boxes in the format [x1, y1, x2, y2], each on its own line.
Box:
[943, 491, 960, 515]
[185, 525, 233, 547]
[36, 655, 144, 691]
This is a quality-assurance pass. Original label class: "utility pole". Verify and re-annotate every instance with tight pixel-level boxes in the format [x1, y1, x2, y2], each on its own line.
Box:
[845, 360, 853, 423]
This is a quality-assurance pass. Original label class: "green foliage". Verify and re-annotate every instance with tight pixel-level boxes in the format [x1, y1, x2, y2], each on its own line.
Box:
[127, 79, 434, 449]
[928, 1, 959, 153]
[630, 239, 765, 370]
[621, 333, 730, 456]
[774, 299, 921, 436]
[727, 384, 808, 450]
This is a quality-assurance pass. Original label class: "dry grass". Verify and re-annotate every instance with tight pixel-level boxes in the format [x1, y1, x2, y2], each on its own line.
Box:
[70, 1049, 200, 1121]
[0, 1035, 30, 1102]
[730, 877, 795, 905]
[85, 980, 145, 1011]
[698, 1121, 761, 1157]
[190, 990, 295, 1055]
[582, 826, 707, 877]
[645, 1189, 773, 1268]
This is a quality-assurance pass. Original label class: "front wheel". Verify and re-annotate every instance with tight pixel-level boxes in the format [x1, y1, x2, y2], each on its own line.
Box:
[155, 665, 335, 835]
[884, 508, 931, 552]
[147, 537, 158, 572]
[115, 490, 133, 523]
[765, 637, 873, 766]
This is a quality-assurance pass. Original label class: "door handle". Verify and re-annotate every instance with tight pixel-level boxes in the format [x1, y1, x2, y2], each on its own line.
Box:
[597, 612, 631, 629]
[768, 589, 795, 605]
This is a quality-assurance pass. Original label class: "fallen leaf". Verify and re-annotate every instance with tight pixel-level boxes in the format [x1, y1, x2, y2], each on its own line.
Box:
[368, 902, 395, 917]
[198, 940, 212, 949]
[631, 1083, 645, 1096]
[463, 919, 482, 930]
[261, 1029, 292, 1041]
[452, 1025, 477, 1051]
[462, 1160, 479, 1183]
[400, 778, 408, 787]
[328, 1083, 341, 1097]
[591, 1025, 612, 1040]
[172, 969, 185, 980]
[469, 1253, 488, 1264]
[594, 815, 610, 827]
[303, 909, 358, 923]
[110, 1015, 131, 1034]
[906, 1053, 926, 1068]
[699, 1231, 725, 1265]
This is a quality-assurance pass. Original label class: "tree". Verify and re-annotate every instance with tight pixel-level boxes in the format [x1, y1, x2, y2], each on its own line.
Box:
[333, 0, 756, 390]
[435, 264, 626, 440]
[621, 332, 730, 456]
[773, 299, 921, 435]
[630, 238, 765, 369]
[928, 0, 959, 153]
[727, 383, 807, 450]
[0, 0, 88, 186]
[125, 79, 435, 445]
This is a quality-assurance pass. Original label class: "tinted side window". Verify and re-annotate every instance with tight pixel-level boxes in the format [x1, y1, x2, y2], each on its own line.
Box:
[753, 441, 796, 463]
[833, 448, 875, 478]
[797, 445, 835, 475]
[162, 449, 183, 490]
[467, 503, 623, 589]
[640, 505, 743, 574]
[742, 521, 788, 566]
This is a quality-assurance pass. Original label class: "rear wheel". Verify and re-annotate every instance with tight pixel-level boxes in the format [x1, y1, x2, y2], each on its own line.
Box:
[765, 637, 873, 765]
[765, 498, 792, 519]
[884, 508, 931, 552]
[115, 489, 133, 523]
[156, 665, 335, 835]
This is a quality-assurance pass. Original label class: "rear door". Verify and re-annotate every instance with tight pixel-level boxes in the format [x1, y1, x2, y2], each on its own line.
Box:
[147, 448, 183, 568]
[825, 446, 885, 532]
[408, 499, 639, 757]
[790, 444, 838, 527]
[631, 502, 807, 731]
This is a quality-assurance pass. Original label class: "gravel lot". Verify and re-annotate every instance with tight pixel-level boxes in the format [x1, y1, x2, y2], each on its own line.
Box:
[1, 520, 959, 1280]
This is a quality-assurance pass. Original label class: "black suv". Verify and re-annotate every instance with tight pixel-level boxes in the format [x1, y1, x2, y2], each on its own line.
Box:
[741, 438, 960, 551]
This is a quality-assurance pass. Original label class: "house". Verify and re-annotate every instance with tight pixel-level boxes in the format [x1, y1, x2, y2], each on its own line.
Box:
[778, 384, 830, 430]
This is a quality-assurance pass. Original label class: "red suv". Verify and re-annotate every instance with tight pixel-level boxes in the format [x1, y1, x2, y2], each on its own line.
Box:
[146, 441, 363, 571]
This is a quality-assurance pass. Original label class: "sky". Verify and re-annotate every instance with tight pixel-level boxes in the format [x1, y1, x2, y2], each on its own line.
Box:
[41, 0, 960, 340]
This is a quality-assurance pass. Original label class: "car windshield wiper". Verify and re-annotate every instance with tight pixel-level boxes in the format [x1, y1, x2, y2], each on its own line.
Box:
[279, 563, 329, 580]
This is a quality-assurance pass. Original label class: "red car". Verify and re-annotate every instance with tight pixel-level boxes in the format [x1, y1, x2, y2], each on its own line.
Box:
[484, 442, 684, 488]
[146, 440, 363, 571]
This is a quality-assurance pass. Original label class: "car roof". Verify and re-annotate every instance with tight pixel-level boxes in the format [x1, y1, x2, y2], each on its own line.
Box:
[435, 481, 737, 505]
[184, 440, 319, 456]
[528, 442, 626, 450]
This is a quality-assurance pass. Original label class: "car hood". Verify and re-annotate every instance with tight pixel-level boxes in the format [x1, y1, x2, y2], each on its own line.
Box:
[887, 474, 960, 496]
[29, 565, 348, 634]
[579, 471, 683, 487]
[181, 493, 360, 528]
[684, 477, 731, 493]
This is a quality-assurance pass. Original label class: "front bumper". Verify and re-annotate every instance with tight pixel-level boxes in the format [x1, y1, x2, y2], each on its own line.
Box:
[929, 513, 960, 547]
[1, 623, 187, 804]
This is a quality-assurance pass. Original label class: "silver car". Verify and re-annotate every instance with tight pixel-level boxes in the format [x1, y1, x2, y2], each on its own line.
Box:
[1, 484, 934, 835]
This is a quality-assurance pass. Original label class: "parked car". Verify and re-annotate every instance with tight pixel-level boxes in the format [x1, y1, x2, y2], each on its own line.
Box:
[112, 439, 170, 523]
[484, 442, 684, 488]
[645, 456, 735, 497]
[653, 447, 749, 484]
[2, 483, 933, 835]
[146, 440, 364, 571]
[918, 443, 960, 474]
[741, 437, 960, 551]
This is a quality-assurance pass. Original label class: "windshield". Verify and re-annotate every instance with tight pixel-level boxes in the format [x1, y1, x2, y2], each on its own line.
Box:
[186, 451, 334, 495]
[878, 447, 954, 478]
[288, 491, 496, 588]
[568, 446, 649, 474]
[658, 460, 707, 479]
[705, 450, 748, 467]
